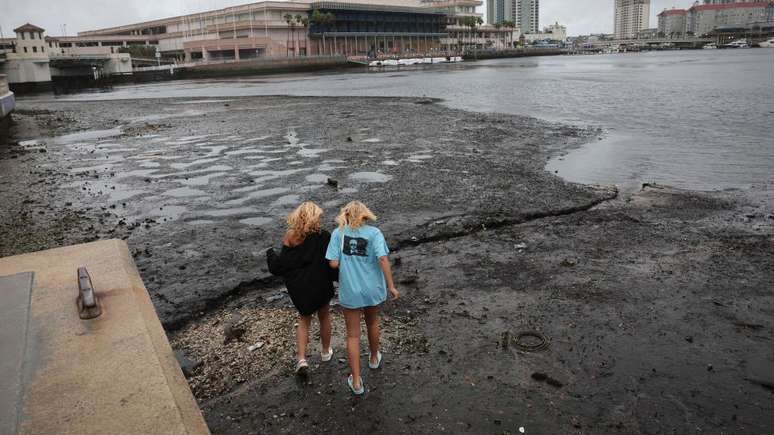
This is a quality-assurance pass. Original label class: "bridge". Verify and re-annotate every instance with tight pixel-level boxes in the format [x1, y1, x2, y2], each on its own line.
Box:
[49, 53, 114, 68]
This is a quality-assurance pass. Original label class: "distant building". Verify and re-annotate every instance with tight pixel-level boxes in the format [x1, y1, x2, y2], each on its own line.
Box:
[658, 8, 688, 37]
[486, 0, 537, 33]
[524, 21, 566, 43]
[517, 0, 540, 33]
[615, 0, 651, 39]
[687, 1, 774, 36]
[0, 24, 53, 92]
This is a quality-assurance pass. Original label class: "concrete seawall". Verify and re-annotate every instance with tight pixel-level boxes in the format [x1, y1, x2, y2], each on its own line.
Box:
[0, 240, 210, 434]
[463, 48, 566, 60]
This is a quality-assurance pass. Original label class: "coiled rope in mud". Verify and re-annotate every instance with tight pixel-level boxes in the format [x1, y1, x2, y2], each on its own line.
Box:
[512, 331, 550, 352]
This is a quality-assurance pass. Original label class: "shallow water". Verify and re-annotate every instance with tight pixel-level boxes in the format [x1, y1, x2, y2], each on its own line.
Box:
[33, 49, 774, 191]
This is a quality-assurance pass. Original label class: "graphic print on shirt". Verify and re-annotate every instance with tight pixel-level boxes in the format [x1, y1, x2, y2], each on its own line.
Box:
[343, 236, 368, 257]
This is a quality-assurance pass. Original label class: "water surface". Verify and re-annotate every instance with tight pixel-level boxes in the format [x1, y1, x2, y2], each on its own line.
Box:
[26, 50, 774, 191]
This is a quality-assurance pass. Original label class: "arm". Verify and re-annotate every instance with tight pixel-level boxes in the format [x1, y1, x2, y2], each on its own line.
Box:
[379, 256, 399, 300]
[329, 260, 340, 269]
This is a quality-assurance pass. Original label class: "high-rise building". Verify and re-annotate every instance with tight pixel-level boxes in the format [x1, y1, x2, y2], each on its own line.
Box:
[487, 0, 538, 33]
[657, 8, 687, 36]
[614, 0, 651, 39]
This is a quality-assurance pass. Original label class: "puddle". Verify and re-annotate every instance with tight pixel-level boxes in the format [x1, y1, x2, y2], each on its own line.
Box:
[186, 219, 216, 225]
[349, 172, 393, 183]
[381, 160, 399, 166]
[225, 148, 265, 156]
[199, 207, 257, 217]
[180, 172, 228, 186]
[239, 217, 273, 226]
[224, 187, 291, 206]
[298, 147, 329, 158]
[51, 127, 123, 145]
[305, 173, 329, 183]
[163, 186, 207, 198]
[138, 161, 162, 168]
[271, 194, 301, 207]
[340, 187, 359, 194]
[201, 145, 230, 157]
[110, 189, 146, 202]
[170, 158, 222, 170]
[406, 154, 433, 163]
[118, 169, 159, 179]
[362, 138, 382, 143]
[149, 205, 188, 221]
[242, 135, 272, 143]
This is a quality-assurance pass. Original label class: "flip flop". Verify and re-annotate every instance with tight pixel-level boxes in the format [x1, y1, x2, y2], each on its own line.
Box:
[368, 351, 383, 370]
[295, 359, 309, 376]
[321, 347, 334, 362]
[347, 374, 365, 395]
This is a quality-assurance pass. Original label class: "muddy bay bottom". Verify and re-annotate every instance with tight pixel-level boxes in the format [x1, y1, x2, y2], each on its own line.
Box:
[2, 97, 773, 434]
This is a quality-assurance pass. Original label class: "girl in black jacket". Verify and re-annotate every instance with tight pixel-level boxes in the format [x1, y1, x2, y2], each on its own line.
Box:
[267, 202, 336, 375]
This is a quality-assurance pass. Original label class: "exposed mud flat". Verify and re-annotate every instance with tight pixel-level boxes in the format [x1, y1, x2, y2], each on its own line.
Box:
[1, 96, 773, 434]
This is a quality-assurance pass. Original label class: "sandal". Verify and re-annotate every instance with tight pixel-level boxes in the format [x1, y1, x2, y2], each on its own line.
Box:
[321, 347, 334, 362]
[295, 359, 309, 376]
[368, 351, 383, 370]
[347, 374, 365, 395]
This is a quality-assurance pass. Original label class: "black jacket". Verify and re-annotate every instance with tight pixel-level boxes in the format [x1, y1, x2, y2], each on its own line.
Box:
[266, 230, 336, 316]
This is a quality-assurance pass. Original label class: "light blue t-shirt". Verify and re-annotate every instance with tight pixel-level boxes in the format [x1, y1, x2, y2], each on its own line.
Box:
[325, 225, 390, 309]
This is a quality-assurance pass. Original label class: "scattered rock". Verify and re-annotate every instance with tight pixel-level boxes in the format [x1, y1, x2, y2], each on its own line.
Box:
[561, 258, 577, 267]
[531, 372, 548, 381]
[326, 178, 339, 188]
[223, 314, 246, 344]
[175, 350, 202, 378]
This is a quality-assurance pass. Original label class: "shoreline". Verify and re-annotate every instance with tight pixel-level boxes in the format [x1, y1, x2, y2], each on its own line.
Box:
[1, 95, 772, 433]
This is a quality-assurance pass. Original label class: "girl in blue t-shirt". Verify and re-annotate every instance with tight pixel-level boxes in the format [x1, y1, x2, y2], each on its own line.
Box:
[325, 201, 399, 395]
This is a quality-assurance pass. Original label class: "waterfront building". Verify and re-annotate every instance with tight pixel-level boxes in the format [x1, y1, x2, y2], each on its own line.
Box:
[687, 1, 774, 36]
[658, 8, 688, 37]
[424, 0, 517, 50]
[614, 0, 651, 39]
[0, 24, 53, 92]
[524, 22, 567, 43]
[78, 0, 462, 59]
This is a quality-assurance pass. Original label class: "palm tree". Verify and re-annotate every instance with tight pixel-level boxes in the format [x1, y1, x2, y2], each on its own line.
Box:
[494, 22, 502, 49]
[299, 16, 309, 56]
[283, 13, 294, 56]
[294, 14, 303, 56]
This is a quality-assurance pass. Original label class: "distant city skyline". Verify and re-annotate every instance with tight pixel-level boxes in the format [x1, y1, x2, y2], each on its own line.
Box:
[0, 0, 698, 38]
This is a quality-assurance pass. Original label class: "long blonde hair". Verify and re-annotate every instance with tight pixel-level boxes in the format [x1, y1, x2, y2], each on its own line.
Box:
[287, 201, 323, 239]
[336, 201, 377, 230]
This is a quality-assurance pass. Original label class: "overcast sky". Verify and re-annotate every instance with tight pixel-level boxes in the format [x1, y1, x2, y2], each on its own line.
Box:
[1, 0, 688, 38]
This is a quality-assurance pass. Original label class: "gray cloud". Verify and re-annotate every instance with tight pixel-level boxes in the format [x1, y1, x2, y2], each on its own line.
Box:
[1, 0, 688, 38]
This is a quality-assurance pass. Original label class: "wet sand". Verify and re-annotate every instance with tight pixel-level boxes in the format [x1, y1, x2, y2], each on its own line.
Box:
[1, 97, 772, 434]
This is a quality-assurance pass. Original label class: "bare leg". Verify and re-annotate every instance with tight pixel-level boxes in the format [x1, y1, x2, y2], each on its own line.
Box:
[364, 306, 380, 364]
[343, 308, 362, 389]
[296, 314, 313, 362]
[317, 304, 332, 352]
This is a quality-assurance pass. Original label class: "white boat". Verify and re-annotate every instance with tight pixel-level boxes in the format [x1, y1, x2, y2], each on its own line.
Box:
[725, 39, 749, 48]
[759, 38, 774, 48]
[703, 43, 718, 49]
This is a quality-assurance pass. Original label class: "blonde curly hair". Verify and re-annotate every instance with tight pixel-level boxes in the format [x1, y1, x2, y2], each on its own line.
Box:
[287, 201, 323, 239]
[336, 201, 377, 230]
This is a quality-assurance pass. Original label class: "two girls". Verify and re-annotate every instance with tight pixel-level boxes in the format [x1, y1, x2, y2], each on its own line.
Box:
[267, 201, 398, 394]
